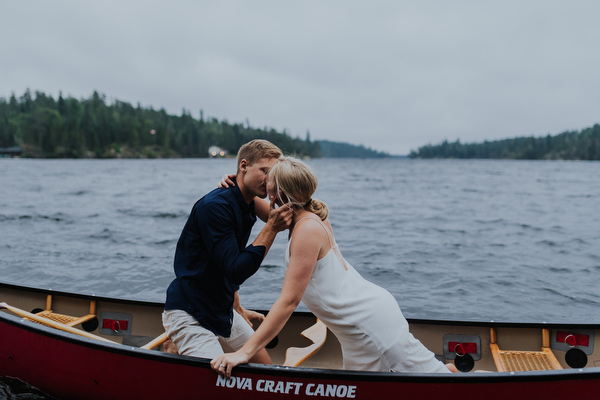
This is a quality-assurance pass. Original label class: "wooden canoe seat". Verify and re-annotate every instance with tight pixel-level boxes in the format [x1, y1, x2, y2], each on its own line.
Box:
[29, 294, 96, 328]
[490, 327, 562, 372]
[283, 318, 327, 367]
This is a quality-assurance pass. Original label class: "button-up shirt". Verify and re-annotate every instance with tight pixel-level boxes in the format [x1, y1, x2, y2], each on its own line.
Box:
[165, 182, 266, 336]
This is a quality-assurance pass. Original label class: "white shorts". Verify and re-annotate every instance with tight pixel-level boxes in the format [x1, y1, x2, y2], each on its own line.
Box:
[162, 309, 255, 359]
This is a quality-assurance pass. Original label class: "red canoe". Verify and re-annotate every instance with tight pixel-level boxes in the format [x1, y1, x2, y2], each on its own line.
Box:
[1, 281, 599, 400]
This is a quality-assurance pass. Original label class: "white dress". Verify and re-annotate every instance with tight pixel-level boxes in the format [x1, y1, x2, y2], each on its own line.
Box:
[284, 217, 450, 373]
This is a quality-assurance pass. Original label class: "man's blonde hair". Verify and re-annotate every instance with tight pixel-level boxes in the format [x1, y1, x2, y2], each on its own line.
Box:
[237, 140, 283, 173]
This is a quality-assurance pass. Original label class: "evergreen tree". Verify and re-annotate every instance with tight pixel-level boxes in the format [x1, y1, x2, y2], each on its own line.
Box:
[410, 126, 600, 161]
[0, 89, 392, 159]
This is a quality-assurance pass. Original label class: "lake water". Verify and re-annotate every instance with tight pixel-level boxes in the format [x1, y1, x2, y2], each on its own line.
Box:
[0, 158, 599, 398]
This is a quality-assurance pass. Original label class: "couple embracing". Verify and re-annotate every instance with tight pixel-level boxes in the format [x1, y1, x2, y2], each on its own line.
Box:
[163, 140, 457, 378]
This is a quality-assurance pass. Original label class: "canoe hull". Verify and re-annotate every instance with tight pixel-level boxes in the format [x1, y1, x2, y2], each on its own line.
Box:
[1, 282, 600, 399]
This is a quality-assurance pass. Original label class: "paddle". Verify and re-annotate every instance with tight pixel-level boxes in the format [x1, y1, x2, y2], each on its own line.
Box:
[0, 302, 115, 344]
[141, 331, 169, 350]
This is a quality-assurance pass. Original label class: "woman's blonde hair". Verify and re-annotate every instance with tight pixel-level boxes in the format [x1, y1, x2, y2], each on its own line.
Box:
[269, 157, 328, 221]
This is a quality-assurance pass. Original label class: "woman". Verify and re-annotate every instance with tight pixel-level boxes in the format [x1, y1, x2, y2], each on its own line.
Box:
[211, 157, 457, 378]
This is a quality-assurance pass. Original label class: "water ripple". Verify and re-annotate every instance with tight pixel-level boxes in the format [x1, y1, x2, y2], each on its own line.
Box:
[1, 158, 599, 324]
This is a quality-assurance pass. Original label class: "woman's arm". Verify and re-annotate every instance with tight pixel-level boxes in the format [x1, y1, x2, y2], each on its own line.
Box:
[211, 220, 325, 378]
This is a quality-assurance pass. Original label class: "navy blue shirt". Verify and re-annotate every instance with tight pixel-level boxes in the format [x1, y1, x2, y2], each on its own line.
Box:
[164, 182, 266, 337]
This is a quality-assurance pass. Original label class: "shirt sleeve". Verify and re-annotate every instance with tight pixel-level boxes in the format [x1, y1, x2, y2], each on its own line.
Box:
[196, 200, 266, 285]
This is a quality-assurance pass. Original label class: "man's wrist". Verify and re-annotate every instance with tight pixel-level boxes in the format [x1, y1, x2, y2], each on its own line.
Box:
[264, 220, 281, 235]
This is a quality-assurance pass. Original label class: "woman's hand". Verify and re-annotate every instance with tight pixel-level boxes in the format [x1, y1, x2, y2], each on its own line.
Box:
[211, 351, 250, 379]
[219, 173, 236, 188]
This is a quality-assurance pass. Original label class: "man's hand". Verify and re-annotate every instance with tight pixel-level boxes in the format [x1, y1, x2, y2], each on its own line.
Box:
[234, 292, 265, 327]
[251, 198, 293, 254]
[241, 308, 266, 327]
[265, 197, 293, 233]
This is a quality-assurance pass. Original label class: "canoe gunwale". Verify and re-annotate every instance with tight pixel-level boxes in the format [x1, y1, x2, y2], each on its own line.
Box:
[2, 280, 598, 330]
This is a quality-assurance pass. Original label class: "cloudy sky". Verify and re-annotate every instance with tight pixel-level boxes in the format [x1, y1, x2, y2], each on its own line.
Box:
[2, 1, 599, 155]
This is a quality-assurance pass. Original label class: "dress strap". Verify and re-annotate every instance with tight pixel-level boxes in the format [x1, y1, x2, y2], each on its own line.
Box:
[293, 217, 336, 250]
[292, 217, 348, 270]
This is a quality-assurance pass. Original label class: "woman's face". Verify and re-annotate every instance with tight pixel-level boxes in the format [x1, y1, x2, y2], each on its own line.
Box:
[266, 173, 289, 207]
[266, 174, 279, 204]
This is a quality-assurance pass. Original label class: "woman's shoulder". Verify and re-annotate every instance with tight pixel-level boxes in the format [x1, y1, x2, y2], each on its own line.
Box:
[293, 216, 330, 240]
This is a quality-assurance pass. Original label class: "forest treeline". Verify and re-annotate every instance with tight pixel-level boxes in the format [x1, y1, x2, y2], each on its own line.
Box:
[410, 124, 600, 160]
[0, 89, 322, 159]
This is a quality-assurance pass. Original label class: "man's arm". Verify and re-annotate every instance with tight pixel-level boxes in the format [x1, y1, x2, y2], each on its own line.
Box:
[233, 291, 265, 327]
[251, 197, 292, 255]
[197, 199, 292, 285]
[254, 198, 270, 223]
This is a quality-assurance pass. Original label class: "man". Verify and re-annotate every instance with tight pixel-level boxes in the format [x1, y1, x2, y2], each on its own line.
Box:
[163, 140, 292, 363]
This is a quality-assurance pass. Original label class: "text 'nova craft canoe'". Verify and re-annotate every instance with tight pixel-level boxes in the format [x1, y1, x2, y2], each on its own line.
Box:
[1, 281, 599, 400]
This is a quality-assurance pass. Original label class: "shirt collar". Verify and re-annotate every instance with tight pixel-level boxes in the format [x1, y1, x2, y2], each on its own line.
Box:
[231, 178, 255, 214]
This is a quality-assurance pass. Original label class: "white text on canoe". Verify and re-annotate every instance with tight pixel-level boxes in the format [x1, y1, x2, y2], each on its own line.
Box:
[216, 376, 357, 398]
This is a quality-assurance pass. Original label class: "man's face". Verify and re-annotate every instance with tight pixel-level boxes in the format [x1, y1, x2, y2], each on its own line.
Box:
[242, 157, 278, 199]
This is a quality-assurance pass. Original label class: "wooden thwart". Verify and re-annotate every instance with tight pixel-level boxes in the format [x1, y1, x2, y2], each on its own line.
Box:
[490, 327, 562, 372]
[142, 332, 169, 350]
[283, 319, 327, 367]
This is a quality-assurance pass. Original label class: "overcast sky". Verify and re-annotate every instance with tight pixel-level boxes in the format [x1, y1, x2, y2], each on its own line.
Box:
[2, 1, 599, 155]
